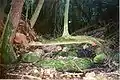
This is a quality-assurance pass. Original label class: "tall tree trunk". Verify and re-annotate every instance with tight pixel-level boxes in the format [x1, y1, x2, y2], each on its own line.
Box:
[62, 0, 70, 37]
[0, 0, 7, 21]
[10, 0, 25, 43]
[0, 0, 24, 64]
[30, 0, 44, 28]
[11, 0, 24, 28]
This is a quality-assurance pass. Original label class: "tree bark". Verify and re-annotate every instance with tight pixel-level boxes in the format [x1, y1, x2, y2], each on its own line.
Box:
[11, 0, 24, 28]
[10, 0, 25, 43]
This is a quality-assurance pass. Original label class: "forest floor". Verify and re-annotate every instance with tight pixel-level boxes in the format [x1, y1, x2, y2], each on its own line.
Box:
[0, 18, 119, 80]
[3, 62, 119, 80]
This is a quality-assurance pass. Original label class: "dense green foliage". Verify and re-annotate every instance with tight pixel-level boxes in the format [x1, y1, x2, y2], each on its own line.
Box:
[36, 58, 93, 72]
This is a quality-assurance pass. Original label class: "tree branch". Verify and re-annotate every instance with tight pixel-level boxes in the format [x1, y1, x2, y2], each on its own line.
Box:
[30, 0, 44, 28]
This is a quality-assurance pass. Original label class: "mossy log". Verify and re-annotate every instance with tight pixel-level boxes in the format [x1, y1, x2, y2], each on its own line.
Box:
[29, 36, 104, 47]
[22, 52, 93, 72]
[36, 58, 93, 72]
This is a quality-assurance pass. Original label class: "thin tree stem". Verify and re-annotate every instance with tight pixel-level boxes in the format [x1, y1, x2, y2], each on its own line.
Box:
[30, 0, 44, 28]
[62, 0, 70, 37]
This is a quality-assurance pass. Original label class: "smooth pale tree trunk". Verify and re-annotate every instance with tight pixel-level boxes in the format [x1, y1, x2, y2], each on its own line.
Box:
[30, 0, 44, 28]
[62, 0, 70, 37]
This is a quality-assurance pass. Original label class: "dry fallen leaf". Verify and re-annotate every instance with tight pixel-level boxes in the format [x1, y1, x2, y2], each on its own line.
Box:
[83, 72, 110, 80]
[83, 72, 96, 80]
[14, 32, 29, 47]
[91, 42, 97, 46]
[42, 45, 62, 53]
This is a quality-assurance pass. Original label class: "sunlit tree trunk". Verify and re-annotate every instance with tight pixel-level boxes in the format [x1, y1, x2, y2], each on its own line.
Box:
[62, 0, 70, 37]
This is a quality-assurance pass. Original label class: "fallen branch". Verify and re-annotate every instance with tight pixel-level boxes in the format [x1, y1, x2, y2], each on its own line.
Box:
[7, 73, 42, 80]
[29, 36, 104, 46]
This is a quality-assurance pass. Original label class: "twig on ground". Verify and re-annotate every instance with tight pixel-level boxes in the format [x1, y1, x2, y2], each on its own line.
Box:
[7, 73, 42, 80]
